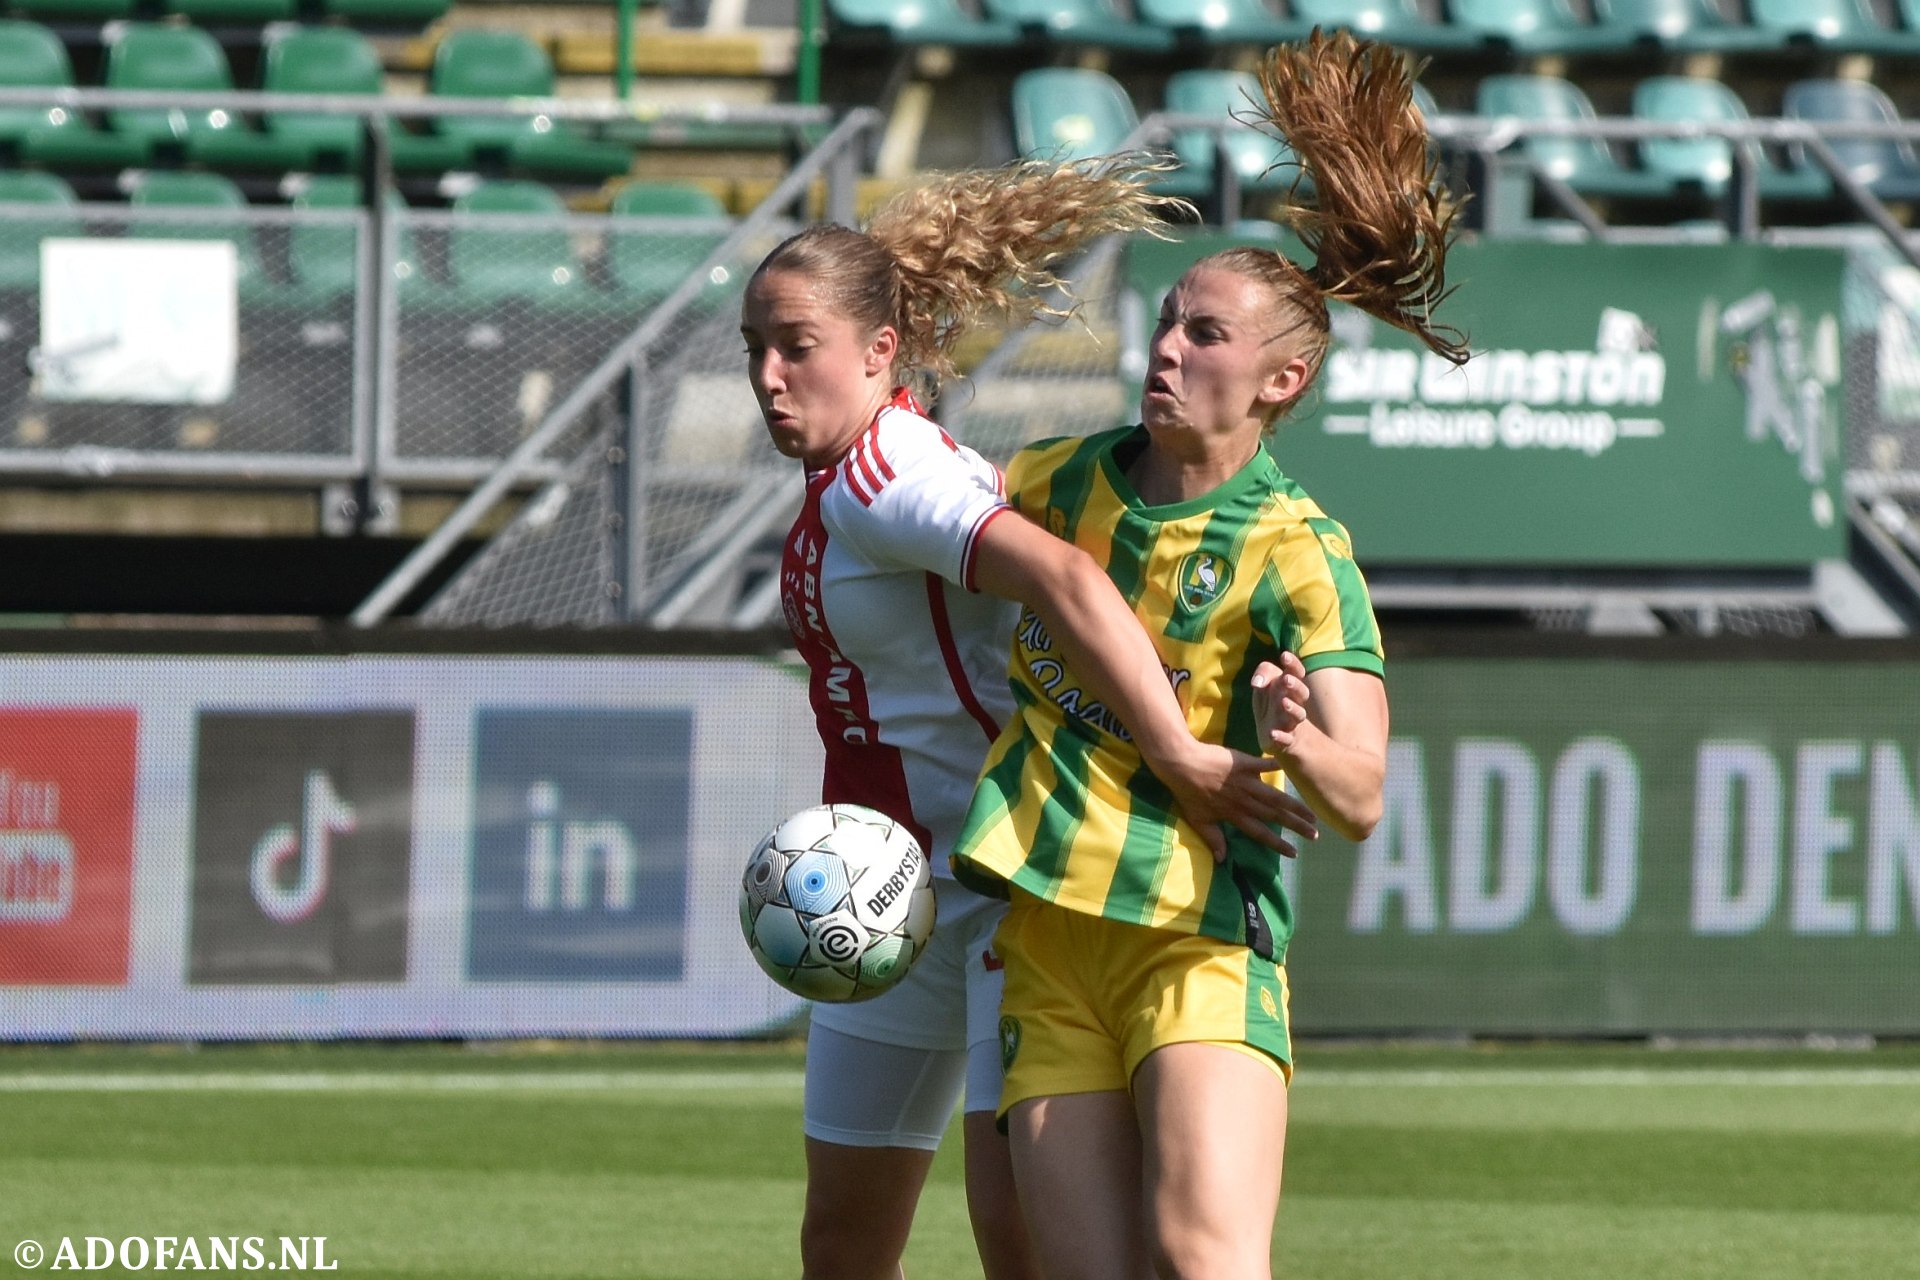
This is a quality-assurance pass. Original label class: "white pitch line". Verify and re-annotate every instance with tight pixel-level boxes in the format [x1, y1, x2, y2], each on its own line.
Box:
[1, 1068, 1918, 1093]
[0, 1070, 808, 1093]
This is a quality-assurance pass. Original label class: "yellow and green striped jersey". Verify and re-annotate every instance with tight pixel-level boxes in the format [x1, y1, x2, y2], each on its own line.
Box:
[953, 425, 1384, 956]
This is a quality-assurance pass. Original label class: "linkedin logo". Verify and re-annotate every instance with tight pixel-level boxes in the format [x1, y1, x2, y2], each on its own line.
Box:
[467, 709, 691, 981]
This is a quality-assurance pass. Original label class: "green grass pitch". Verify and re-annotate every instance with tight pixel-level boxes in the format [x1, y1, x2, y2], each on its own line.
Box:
[2, 1041, 1918, 1279]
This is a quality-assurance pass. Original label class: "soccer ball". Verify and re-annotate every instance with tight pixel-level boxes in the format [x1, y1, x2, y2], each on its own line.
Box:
[740, 803, 936, 1003]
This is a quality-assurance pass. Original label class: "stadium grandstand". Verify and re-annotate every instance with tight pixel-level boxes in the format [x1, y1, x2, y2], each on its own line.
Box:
[0, 0, 1910, 632]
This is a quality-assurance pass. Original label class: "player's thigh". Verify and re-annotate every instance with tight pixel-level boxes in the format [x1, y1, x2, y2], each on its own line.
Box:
[802, 1021, 967, 1151]
[1133, 1042, 1289, 1275]
[1006, 1091, 1153, 1280]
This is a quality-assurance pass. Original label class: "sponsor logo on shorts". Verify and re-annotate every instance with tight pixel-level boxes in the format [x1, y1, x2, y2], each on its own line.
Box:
[1260, 986, 1279, 1020]
[998, 1015, 1021, 1071]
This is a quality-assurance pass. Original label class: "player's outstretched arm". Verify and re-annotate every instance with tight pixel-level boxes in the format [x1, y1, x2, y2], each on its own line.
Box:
[1253, 658, 1387, 843]
[973, 511, 1318, 861]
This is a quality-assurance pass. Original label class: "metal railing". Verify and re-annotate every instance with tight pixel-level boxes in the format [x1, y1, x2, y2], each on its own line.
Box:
[351, 105, 882, 626]
[0, 87, 843, 532]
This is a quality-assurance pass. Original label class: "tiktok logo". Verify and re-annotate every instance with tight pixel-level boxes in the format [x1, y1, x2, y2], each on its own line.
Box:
[189, 711, 414, 985]
[249, 770, 355, 924]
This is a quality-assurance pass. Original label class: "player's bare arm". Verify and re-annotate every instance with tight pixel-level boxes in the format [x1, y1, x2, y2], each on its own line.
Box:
[1253, 659, 1387, 842]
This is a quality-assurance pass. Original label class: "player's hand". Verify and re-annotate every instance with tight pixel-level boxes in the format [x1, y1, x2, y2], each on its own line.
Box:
[1251, 653, 1311, 757]
[1150, 738, 1319, 864]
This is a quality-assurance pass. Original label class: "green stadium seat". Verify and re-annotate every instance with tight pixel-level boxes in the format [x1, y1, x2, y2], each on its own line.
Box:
[1783, 78, 1920, 202]
[1748, 0, 1920, 53]
[0, 20, 146, 168]
[1476, 75, 1673, 199]
[104, 22, 237, 150]
[259, 26, 371, 169]
[261, 26, 464, 174]
[1134, 0, 1305, 45]
[286, 174, 428, 305]
[605, 182, 733, 310]
[1590, 0, 1778, 52]
[826, 0, 1021, 45]
[981, 0, 1177, 50]
[430, 30, 630, 181]
[104, 23, 311, 171]
[317, 0, 451, 25]
[0, 170, 80, 292]
[1013, 68, 1207, 198]
[127, 170, 272, 300]
[1449, 0, 1633, 53]
[1290, 0, 1481, 49]
[445, 179, 586, 306]
[1163, 70, 1304, 196]
[161, 0, 299, 22]
[1632, 77, 1827, 200]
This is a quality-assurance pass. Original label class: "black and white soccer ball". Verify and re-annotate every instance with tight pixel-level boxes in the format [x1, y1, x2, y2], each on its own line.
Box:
[739, 803, 936, 1003]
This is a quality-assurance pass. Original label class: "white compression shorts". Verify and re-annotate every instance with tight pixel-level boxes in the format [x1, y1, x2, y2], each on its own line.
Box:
[803, 877, 1008, 1150]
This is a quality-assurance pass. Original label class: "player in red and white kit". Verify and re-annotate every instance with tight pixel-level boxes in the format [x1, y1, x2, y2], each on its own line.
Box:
[743, 158, 1320, 1280]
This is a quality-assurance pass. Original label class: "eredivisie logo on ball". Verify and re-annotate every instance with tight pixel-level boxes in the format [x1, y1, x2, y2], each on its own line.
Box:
[739, 803, 936, 1003]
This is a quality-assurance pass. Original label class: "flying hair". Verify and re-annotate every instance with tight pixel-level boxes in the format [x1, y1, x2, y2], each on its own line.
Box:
[754, 154, 1185, 384]
[1223, 29, 1468, 393]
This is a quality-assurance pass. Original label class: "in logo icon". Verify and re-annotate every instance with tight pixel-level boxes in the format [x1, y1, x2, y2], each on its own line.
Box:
[468, 709, 692, 981]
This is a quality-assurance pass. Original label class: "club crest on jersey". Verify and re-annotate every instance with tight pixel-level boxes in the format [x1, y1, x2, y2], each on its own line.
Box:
[1177, 552, 1231, 613]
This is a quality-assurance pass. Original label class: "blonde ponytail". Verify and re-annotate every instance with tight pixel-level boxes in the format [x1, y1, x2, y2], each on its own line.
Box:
[753, 155, 1184, 384]
[1254, 29, 1467, 364]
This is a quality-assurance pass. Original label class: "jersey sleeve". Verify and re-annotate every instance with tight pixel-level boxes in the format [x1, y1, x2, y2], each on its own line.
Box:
[1003, 443, 1048, 513]
[1265, 517, 1385, 677]
[828, 413, 1011, 591]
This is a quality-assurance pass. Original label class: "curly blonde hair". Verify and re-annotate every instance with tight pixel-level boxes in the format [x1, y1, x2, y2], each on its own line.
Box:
[1202, 30, 1467, 423]
[752, 155, 1181, 384]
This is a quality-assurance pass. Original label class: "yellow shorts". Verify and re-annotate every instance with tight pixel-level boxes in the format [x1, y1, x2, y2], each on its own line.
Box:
[993, 888, 1292, 1117]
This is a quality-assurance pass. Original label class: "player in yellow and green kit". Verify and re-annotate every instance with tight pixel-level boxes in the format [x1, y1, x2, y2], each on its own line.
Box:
[952, 32, 1470, 1280]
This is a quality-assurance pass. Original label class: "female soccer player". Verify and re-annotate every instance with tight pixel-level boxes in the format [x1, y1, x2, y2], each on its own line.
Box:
[952, 33, 1469, 1280]
[742, 158, 1321, 1280]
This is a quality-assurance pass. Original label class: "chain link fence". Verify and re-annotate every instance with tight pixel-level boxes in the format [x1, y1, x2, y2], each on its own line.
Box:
[386, 206, 738, 473]
[0, 195, 752, 487]
[0, 199, 363, 467]
[1842, 238, 1920, 593]
[420, 219, 800, 627]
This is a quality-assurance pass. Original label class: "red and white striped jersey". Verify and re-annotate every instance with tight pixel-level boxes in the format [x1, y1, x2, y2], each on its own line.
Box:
[780, 389, 1019, 874]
